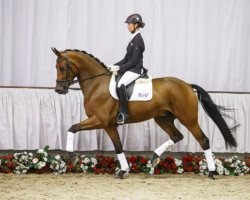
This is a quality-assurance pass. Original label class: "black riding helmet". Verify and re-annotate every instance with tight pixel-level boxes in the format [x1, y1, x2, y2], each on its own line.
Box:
[125, 14, 145, 28]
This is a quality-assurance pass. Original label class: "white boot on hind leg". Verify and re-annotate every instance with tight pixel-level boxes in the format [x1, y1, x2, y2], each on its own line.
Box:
[204, 149, 216, 172]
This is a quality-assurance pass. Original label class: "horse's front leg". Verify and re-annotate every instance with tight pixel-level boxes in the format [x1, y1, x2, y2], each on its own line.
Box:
[104, 126, 130, 179]
[66, 116, 103, 164]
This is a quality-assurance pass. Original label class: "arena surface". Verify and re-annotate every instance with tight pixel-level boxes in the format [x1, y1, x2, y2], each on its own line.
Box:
[0, 173, 249, 200]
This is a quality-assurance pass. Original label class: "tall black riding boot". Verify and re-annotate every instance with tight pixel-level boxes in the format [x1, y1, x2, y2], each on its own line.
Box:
[116, 84, 129, 124]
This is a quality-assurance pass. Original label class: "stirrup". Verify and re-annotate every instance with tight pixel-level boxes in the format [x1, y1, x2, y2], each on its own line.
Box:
[117, 113, 129, 125]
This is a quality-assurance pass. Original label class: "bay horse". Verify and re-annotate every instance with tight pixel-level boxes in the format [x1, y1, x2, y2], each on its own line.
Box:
[52, 48, 237, 179]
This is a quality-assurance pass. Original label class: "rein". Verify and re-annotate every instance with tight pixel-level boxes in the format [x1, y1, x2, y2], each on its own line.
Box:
[56, 56, 111, 89]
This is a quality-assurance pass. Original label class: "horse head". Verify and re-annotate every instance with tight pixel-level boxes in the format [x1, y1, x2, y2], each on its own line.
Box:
[51, 47, 79, 94]
[52, 48, 111, 95]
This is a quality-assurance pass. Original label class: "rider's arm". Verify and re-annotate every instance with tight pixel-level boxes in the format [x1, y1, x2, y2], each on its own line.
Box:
[115, 56, 127, 66]
[118, 43, 143, 72]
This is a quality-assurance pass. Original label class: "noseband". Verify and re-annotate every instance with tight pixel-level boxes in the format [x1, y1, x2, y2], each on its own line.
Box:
[56, 56, 111, 89]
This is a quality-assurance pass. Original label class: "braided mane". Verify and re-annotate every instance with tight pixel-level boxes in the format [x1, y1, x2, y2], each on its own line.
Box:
[63, 49, 108, 70]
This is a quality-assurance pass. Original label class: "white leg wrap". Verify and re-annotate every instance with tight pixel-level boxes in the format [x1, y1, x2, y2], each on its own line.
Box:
[66, 132, 75, 152]
[204, 149, 216, 171]
[117, 153, 129, 171]
[154, 139, 174, 157]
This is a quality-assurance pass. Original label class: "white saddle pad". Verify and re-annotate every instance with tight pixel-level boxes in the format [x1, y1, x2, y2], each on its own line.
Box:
[109, 72, 153, 101]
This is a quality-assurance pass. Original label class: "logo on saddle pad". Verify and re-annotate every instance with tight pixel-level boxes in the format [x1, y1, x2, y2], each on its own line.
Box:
[109, 72, 153, 101]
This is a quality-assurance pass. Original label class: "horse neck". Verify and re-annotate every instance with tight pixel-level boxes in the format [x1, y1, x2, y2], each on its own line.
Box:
[73, 53, 110, 95]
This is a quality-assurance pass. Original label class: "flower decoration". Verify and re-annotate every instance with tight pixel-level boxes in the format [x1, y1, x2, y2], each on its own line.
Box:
[0, 147, 249, 176]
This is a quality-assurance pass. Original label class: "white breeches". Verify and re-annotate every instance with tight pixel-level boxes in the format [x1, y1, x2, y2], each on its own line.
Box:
[117, 71, 141, 87]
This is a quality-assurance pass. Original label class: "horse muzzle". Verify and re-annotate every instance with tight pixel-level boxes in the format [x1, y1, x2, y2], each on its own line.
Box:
[55, 84, 69, 94]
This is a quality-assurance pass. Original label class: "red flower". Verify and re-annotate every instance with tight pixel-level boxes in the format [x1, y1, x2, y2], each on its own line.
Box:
[128, 156, 137, 164]
[140, 157, 148, 164]
[184, 166, 193, 172]
[154, 169, 161, 174]
[4, 155, 14, 161]
[131, 164, 138, 172]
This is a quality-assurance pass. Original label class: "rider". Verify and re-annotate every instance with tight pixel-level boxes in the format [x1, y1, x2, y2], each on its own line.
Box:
[109, 14, 145, 125]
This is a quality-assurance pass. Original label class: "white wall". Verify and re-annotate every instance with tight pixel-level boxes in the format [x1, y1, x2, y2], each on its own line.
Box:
[1, 0, 250, 91]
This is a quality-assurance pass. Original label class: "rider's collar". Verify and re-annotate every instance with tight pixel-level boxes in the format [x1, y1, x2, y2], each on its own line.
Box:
[130, 30, 140, 41]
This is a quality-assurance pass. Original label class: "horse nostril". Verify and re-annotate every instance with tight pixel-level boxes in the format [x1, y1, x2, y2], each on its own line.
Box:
[55, 88, 62, 93]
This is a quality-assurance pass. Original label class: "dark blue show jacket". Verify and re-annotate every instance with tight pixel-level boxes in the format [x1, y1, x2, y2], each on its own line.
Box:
[115, 33, 145, 74]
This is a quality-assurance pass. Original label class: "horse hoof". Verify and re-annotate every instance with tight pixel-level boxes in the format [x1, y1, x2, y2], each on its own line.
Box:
[115, 169, 130, 179]
[208, 171, 216, 180]
[68, 152, 79, 165]
[151, 153, 160, 168]
[115, 170, 126, 179]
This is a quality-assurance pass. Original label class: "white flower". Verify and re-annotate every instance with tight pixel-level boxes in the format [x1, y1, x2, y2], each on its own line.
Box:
[174, 158, 182, 166]
[149, 167, 154, 175]
[224, 169, 230, 175]
[90, 158, 97, 165]
[43, 152, 48, 157]
[55, 155, 61, 160]
[0, 159, 2, 166]
[233, 155, 238, 160]
[38, 161, 46, 169]
[217, 166, 224, 175]
[91, 164, 95, 168]
[214, 159, 222, 165]
[83, 166, 89, 171]
[201, 165, 207, 170]
[230, 164, 235, 168]
[23, 169, 27, 174]
[43, 157, 48, 162]
[242, 161, 246, 165]
[228, 158, 232, 163]
[29, 153, 33, 157]
[32, 158, 39, 164]
[177, 168, 184, 174]
[14, 153, 19, 159]
[37, 149, 44, 154]
[83, 157, 90, 164]
[236, 160, 241, 164]
[60, 163, 66, 168]
[15, 171, 21, 175]
[146, 163, 152, 168]
[55, 165, 59, 170]
[21, 155, 26, 161]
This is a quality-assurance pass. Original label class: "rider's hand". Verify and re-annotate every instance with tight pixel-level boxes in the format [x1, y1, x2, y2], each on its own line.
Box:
[108, 65, 120, 72]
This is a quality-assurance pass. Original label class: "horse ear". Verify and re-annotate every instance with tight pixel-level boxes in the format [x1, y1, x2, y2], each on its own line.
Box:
[51, 47, 62, 57]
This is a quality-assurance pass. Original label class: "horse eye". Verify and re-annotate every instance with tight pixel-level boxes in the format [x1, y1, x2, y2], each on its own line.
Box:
[59, 67, 65, 71]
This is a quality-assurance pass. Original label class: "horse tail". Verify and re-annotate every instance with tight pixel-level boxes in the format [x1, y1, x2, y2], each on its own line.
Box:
[191, 84, 237, 148]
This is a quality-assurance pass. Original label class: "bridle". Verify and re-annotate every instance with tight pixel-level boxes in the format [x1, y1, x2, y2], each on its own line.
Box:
[56, 56, 111, 90]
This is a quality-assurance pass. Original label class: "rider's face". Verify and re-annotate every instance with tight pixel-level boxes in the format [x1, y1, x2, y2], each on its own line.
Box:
[127, 23, 139, 33]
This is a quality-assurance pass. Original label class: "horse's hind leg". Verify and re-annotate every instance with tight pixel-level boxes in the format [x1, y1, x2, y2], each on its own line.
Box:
[184, 122, 216, 179]
[152, 113, 184, 166]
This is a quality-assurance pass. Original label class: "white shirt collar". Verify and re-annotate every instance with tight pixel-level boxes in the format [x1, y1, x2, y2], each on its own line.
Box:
[130, 30, 140, 41]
